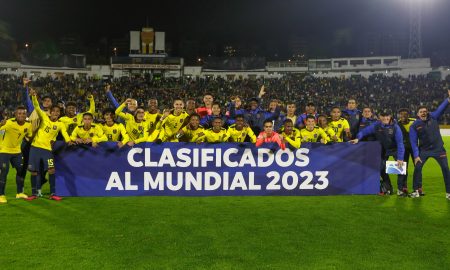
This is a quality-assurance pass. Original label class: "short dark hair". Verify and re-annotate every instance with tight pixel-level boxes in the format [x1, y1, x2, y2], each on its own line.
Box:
[16, 105, 27, 111]
[305, 115, 316, 121]
[66, 101, 77, 108]
[306, 102, 315, 107]
[103, 108, 115, 116]
[417, 106, 427, 111]
[42, 95, 52, 101]
[379, 110, 392, 117]
[398, 108, 410, 114]
[263, 119, 273, 125]
[234, 114, 244, 120]
[283, 119, 293, 125]
[188, 113, 200, 121]
[83, 112, 94, 118]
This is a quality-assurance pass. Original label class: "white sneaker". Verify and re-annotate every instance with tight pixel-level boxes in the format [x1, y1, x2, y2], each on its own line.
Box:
[409, 190, 421, 198]
[446, 193, 450, 200]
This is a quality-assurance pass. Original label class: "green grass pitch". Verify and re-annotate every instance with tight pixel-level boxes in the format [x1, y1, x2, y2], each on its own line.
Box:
[1, 139, 450, 269]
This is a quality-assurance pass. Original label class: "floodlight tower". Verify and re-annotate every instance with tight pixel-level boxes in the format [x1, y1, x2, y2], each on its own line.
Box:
[408, 0, 422, 58]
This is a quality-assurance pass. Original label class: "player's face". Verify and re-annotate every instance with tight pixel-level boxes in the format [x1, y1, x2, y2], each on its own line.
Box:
[417, 108, 428, 120]
[15, 109, 27, 122]
[235, 117, 244, 129]
[212, 118, 222, 131]
[331, 109, 341, 120]
[173, 100, 184, 113]
[249, 101, 258, 110]
[306, 118, 315, 129]
[128, 99, 138, 112]
[50, 107, 60, 120]
[135, 109, 145, 121]
[203, 95, 213, 106]
[284, 122, 293, 134]
[399, 111, 409, 122]
[318, 116, 327, 127]
[362, 108, 372, 119]
[66, 105, 77, 117]
[263, 122, 273, 134]
[186, 100, 196, 110]
[269, 101, 277, 111]
[287, 104, 296, 115]
[347, 100, 357, 110]
[42, 98, 52, 109]
[306, 105, 315, 114]
[147, 99, 158, 111]
[83, 115, 93, 127]
[212, 105, 221, 115]
[104, 112, 114, 123]
[234, 97, 242, 108]
[380, 115, 391, 125]
[189, 116, 200, 129]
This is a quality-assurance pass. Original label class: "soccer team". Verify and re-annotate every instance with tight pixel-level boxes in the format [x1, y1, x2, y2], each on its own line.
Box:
[0, 78, 449, 203]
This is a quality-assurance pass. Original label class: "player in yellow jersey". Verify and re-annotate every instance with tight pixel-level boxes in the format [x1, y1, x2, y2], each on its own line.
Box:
[59, 95, 95, 135]
[226, 115, 256, 143]
[101, 109, 129, 148]
[70, 113, 107, 147]
[280, 119, 301, 149]
[201, 117, 230, 143]
[300, 116, 329, 144]
[158, 99, 189, 142]
[145, 98, 162, 142]
[115, 99, 149, 146]
[176, 114, 205, 142]
[27, 90, 72, 201]
[0, 106, 33, 203]
[317, 115, 338, 142]
[284, 102, 298, 128]
[328, 107, 351, 142]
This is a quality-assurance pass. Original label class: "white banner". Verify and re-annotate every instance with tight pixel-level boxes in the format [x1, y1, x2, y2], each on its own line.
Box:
[130, 31, 140, 51]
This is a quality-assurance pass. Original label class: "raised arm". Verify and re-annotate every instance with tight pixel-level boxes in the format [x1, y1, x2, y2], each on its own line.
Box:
[87, 95, 96, 114]
[430, 92, 450, 120]
[105, 85, 120, 109]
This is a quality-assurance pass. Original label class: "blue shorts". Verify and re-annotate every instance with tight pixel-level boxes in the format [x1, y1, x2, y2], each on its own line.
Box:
[0, 153, 23, 172]
[28, 147, 54, 172]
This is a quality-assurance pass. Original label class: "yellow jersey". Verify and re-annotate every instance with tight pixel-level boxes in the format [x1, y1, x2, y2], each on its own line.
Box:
[281, 128, 302, 148]
[328, 118, 350, 142]
[321, 126, 337, 142]
[59, 96, 95, 135]
[102, 122, 129, 144]
[70, 124, 107, 143]
[180, 126, 206, 142]
[0, 119, 33, 154]
[300, 127, 329, 144]
[203, 128, 229, 143]
[31, 95, 71, 151]
[158, 111, 190, 142]
[115, 103, 149, 143]
[226, 125, 256, 143]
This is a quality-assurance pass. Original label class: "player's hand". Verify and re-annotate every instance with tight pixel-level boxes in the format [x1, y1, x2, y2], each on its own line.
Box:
[396, 160, 404, 168]
[84, 138, 93, 144]
[29, 88, 37, 96]
[414, 157, 422, 165]
[162, 109, 171, 119]
[125, 98, 133, 104]
[92, 142, 98, 148]
[258, 85, 266, 98]
[75, 138, 84, 144]
[23, 77, 31, 87]
[278, 135, 283, 141]
[177, 129, 184, 136]
[105, 84, 111, 93]
[87, 94, 94, 100]
[320, 139, 326, 144]
[349, 139, 359, 144]
[117, 141, 124, 148]
[127, 141, 135, 147]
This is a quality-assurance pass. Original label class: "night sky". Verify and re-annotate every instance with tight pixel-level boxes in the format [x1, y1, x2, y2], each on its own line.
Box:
[1, 0, 450, 60]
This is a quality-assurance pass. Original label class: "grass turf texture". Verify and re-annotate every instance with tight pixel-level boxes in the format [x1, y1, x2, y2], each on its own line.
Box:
[1, 140, 450, 270]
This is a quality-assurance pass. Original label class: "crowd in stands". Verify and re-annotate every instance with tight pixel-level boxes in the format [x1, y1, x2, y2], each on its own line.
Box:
[0, 74, 449, 123]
